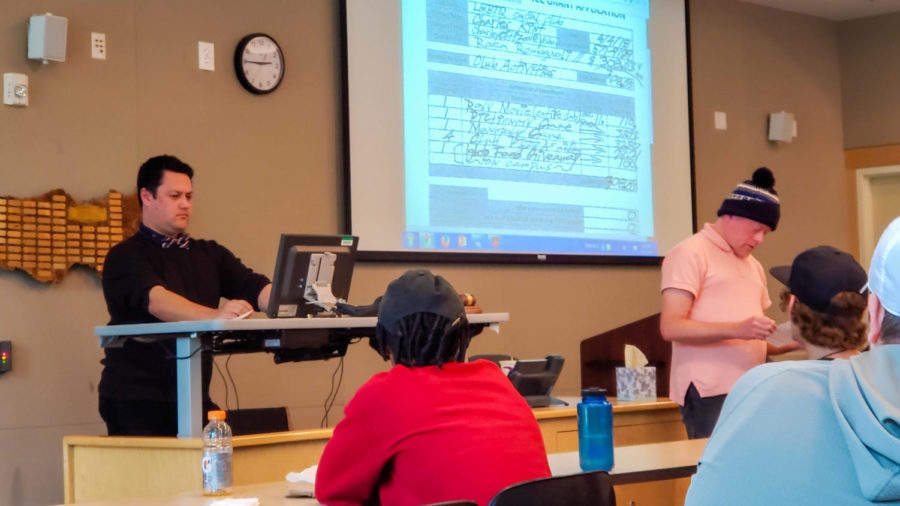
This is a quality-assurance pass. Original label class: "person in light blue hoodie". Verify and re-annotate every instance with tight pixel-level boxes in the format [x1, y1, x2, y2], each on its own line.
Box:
[685, 217, 900, 506]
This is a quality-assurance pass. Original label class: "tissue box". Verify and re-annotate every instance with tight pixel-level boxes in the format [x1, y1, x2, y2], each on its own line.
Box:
[615, 367, 657, 401]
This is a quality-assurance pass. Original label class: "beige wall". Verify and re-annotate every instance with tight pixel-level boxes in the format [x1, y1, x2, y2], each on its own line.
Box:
[690, 0, 854, 262]
[839, 12, 900, 149]
[0, 0, 857, 504]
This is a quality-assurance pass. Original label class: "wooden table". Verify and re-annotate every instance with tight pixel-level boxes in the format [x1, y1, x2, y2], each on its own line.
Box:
[549, 438, 707, 484]
[61, 439, 707, 506]
[58, 481, 318, 506]
[63, 398, 685, 503]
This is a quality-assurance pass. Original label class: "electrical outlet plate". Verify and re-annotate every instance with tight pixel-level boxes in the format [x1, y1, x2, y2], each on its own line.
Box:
[3, 73, 29, 106]
[91, 32, 106, 60]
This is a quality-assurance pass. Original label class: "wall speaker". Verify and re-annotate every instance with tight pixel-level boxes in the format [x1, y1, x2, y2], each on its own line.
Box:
[768, 111, 796, 143]
[28, 14, 68, 63]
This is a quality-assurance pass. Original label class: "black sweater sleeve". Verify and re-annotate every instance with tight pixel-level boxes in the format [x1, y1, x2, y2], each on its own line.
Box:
[211, 240, 271, 311]
[101, 237, 164, 324]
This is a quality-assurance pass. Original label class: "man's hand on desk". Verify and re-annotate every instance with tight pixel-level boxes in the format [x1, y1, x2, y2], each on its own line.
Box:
[216, 299, 255, 320]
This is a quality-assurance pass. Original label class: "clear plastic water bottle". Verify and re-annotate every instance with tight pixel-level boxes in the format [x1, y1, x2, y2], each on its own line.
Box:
[202, 410, 233, 496]
[578, 387, 614, 471]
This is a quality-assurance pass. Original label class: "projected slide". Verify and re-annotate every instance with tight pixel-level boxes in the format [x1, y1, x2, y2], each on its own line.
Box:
[401, 0, 654, 255]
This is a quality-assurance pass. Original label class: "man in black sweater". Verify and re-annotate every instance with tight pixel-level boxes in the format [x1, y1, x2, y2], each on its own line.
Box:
[98, 155, 272, 436]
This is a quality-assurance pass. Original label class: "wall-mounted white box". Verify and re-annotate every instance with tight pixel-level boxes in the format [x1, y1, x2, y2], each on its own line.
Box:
[28, 13, 68, 63]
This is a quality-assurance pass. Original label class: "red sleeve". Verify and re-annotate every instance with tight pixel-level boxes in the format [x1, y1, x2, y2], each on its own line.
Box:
[315, 376, 393, 505]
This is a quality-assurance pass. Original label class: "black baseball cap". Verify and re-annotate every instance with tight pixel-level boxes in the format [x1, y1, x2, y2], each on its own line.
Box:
[377, 269, 465, 334]
[770, 245, 867, 313]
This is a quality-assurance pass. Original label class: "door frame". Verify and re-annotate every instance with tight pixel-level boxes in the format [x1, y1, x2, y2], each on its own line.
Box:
[857, 164, 900, 268]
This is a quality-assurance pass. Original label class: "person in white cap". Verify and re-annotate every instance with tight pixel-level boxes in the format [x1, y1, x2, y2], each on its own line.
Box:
[685, 218, 900, 505]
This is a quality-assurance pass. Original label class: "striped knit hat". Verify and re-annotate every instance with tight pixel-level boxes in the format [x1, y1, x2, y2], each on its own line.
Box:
[717, 167, 780, 230]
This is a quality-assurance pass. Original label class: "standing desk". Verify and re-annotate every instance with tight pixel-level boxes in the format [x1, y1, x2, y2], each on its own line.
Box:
[94, 313, 508, 438]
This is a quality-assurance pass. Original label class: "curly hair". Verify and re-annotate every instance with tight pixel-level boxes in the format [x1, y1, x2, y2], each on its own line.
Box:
[779, 289, 867, 350]
[370, 312, 472, 367]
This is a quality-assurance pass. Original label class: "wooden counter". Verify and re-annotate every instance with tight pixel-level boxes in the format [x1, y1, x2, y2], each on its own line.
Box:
[64, 398, 685, 504]
[64, 429, 332, 504]
[534, 397, 686, 453]
[61, 439, 706, 506]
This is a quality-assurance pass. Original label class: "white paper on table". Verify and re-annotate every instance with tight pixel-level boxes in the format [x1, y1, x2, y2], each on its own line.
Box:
[286, 464, 318, 484]
[209, 498, 260, 506]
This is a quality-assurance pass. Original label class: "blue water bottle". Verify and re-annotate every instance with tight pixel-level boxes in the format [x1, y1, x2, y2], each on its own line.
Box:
[578, 387, 614, 471]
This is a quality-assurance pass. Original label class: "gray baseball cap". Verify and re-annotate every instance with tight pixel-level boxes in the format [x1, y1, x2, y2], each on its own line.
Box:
[377, 270, 465, 334]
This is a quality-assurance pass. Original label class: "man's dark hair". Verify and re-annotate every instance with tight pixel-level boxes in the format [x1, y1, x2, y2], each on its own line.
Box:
[881, 310, 900, 345]
[137, 155, 194, 207]
[371, 312, 472, 367]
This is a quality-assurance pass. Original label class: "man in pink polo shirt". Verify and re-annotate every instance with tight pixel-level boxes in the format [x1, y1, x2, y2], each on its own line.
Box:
[660, 168, 780, 439]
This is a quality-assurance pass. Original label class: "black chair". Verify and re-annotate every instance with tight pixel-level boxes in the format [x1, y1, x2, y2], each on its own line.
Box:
[488, 470, 616, 506]
[225, 407, 290, 435]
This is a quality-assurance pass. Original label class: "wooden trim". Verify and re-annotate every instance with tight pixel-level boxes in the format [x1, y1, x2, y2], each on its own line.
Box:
[845, 144, 900, 170]
[532, 397, 678, 421]
[62, 435, 202, 449]
[232, 428, 334, 446]
[63, 440, 74, 504]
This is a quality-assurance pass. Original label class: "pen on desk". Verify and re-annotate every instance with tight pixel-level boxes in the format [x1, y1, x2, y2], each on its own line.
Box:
[233, 310, 253, 320]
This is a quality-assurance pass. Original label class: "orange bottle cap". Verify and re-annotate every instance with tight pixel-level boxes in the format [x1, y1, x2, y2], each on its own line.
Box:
[207, 410, 226, 421]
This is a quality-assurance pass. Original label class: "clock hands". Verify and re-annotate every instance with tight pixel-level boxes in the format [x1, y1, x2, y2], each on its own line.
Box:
[243, 59, 273, 65]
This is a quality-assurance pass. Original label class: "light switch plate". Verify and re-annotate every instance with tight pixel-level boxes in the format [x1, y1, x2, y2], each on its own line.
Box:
[3, 73, 29, 106]
[714, 111, 727, 131]
[198, 41, 215, 71]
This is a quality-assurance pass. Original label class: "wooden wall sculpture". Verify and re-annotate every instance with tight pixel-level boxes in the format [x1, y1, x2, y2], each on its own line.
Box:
[0, 190, 140, 283]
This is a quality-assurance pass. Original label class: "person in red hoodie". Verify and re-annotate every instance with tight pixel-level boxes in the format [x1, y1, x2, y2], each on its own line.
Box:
[315, 270, 551, 506]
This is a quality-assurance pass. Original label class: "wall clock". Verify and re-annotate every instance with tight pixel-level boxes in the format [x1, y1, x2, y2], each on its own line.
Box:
[234, 33, 284, 94]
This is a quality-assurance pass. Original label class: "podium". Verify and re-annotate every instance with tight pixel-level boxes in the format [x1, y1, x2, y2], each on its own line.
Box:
[95, 313, 508, 438]
[580, 313, 671, 397]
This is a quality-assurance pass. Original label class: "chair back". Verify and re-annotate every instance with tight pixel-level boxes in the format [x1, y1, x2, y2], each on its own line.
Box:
[225, 407, 290, 435]
[488, 470, 615, 506]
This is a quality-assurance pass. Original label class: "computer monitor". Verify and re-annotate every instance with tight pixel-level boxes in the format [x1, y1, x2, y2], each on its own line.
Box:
[507, 355, 565, 408]
[266, 234, 358, 318]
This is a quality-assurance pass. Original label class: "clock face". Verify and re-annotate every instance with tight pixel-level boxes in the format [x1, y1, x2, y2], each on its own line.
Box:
[234, 34, 284, 94]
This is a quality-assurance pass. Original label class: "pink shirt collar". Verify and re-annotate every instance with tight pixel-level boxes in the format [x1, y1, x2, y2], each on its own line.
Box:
[700, 222, 733, 253]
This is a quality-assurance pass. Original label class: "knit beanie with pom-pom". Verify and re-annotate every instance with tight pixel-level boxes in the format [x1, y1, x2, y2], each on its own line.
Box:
[717, 167, 780, 230]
